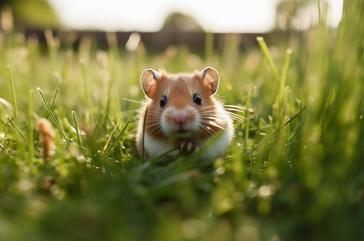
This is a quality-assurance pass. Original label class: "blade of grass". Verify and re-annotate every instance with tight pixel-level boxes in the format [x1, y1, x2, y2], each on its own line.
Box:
[44, 88, 59, 118]
[122, 98, 142, 104]
[276, 48, 293, 122]
[8, 117, 40, 155]
[102, 122, 119, 154]
[142, 107, 148, 162]
[37, 87, 69, 144]
[317, 0, 322, 23]
[6, 65, 18, 121]
[109, 121, 130, 152]
[72, 111, 82, 151]
[205, 32, 213, 60]
[8, 118, 26, 143]
[244, 85, 253, 146]
[50, 88, 59, 109]
[44, 29, 59, 70]
[28, 90, 34, 161]
[93, 111, 104, 138]
[80, 61, 91, 124]
[247, 106, 306, 157]
[279, 48, 292, 105]
[256, 36, 280, 81]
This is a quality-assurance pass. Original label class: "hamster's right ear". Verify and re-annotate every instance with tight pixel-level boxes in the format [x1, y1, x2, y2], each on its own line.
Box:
[140, 69, 160, 98]
[200, 67, 220, 95]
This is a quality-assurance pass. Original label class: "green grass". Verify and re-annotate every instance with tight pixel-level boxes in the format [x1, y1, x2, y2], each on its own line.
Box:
[0, 1, 363, 241]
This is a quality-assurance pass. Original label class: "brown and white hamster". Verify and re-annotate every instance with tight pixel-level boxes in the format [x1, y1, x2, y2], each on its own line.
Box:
[136, 67, 234, 160]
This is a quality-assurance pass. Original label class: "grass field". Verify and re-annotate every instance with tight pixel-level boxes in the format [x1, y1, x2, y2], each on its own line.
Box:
[0, 1, 363, 241]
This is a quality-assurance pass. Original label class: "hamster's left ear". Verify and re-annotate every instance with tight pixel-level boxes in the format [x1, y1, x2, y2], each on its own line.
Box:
[200, 67, 219, 95]
[140, 69, 160, 98]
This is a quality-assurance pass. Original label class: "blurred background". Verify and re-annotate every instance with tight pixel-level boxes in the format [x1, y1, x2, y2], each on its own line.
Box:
[0, 0, 343, 50]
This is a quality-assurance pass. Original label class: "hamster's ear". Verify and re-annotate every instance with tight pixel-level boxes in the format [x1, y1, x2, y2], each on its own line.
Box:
[200, 67, 219, 95]
[140, 69, 160, 98]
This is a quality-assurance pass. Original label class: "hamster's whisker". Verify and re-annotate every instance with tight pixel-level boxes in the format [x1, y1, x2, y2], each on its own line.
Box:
[200, 111, 218, 117]
[223, 108, 246, 113]
[146, 111, 161, 114]
[201, 117, 224, 126]
[146, 114, 161, 119]
[200, 118, 223, 123]
[200, 115, 222, 120]
[145, 110, 162, 115]
[146, 120, 161, 125]
[145, 114, 161, 118]
[147, 117, 161, 121]
[199, 108, 217, 112]
[224, 108, 245, 114]
[226, 112, 244, 118]
[199, 107, 216, 112]
[148, 126, 163, 136]
[200, 108, 217, 112]
[199, 106, 216, 110]
[201, 118, 223, 124]
[223, 104, 247, 110]
[201, 129, 211, 138]
[201, 106, 246, 119]
[201, 116, 221, 122]
[223, 105, 246, 110]
[146, 124, 161, 129]
[146, 122, 161, 128]
[201, 122, 222, 136]
[206, 122, 225, 130]
[200, 120, 225, 130]
[199, 125, 214, 138]
[225, 112, 245, 121]
[149, 129, 162, 137]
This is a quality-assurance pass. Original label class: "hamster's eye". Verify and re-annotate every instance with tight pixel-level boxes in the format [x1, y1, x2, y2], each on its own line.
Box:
[160, 95, 167, 107]
[193, 93, 202, 105]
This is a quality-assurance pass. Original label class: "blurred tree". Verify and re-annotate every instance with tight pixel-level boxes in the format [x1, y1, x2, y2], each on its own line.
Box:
[0, 0, 59, 28]
[275, 0, 313, 30]
[161, 12, 203, 32]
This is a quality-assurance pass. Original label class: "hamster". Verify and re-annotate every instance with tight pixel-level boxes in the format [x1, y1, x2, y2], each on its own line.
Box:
[136, 67, 234, 160]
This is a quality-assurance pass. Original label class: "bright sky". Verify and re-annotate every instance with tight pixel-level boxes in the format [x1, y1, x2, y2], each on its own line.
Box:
[49, 0, 343, 33]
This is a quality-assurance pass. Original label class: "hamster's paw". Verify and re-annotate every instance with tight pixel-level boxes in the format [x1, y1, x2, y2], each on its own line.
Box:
[178, 140, 199, 154]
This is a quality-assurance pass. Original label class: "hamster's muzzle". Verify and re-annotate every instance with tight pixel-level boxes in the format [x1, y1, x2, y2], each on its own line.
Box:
[161, 106, 200, 136]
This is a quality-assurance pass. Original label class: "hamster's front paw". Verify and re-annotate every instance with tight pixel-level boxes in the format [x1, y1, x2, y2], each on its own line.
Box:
[178, 140, 199, 154]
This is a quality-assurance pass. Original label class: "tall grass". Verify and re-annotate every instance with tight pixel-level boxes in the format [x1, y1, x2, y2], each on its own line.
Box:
[0, 1, 363, 241]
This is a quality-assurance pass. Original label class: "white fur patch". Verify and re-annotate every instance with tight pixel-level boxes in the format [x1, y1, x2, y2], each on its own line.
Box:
[144, 133, 175, 157]
[198, 101, 234, 160]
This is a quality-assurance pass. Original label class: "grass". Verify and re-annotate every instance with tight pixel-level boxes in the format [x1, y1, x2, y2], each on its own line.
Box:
[0, 1, 363, 241]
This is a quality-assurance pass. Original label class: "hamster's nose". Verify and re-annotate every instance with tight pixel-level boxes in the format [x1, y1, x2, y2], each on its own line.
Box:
[174, 112, 188, 125]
